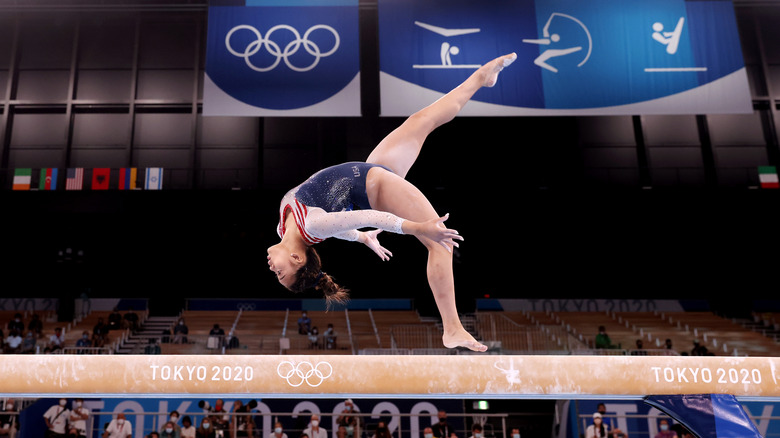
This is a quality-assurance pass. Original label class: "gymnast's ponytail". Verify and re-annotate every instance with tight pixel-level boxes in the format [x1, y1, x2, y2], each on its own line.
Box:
[290, 246, 350, 310]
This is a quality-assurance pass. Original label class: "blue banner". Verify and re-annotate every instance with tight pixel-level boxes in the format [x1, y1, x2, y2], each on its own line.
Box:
[204, 0, 360, 116]
[378, 0, 751, 116]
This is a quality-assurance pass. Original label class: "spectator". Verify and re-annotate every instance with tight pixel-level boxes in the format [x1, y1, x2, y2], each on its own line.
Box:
[468, 424, 483, 438]
[108, 308, 122, 330]
[180, 417, 196, 438]
[8, 314, 24, 334]
[208, 399, 229, 432]
[431, 411, 451, 438]
[21, 331, 36, 354]
[372, 422, 391, 438]
[510, 428, 520, 438]
[654, 419, 676, 438]
[208, 325, 225, 349]
[595, 404, 626, 437]
[43, 399, 70, 438]
[232, 400, 254, 438]
[0, 400, 17, 438]
[324, 324, 337, 350]
[631, 339, 647, 356]
[161, 422, 180, 438]
[308, 327, 320, 349]
[664, 339, 674, 351]
[594, 326, 614, 349]
[148, 434, 160, 438]
[196, 419, 215, 438]
[76, 331, 92, 352]
[28, 314, 43, 338]
[422, 428, 434, 438]
[337, 400, 361, 438]
[93, 318, 108, 347]
[303, 414, 326, 438]
[123, 308, 139, 332]
[144, 338, 162, 355]
[103, 414, 132, 438]
[691, 340, 707, 356]
[336, 427, 347, 438]
[269, 422, 287, 438]
[47, 327, 65, 352]
[4, 331, 22, 354]
[585, 413, 608, 438]
[670, 424, 692, 438]
[168, 411, 182, 436]
[173, 319, 189, 344]
[69, 399, 89, 438]
[298, 312, 312, 335]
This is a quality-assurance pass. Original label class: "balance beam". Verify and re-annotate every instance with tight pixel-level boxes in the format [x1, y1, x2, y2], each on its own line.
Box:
[2, 354, 779, 399]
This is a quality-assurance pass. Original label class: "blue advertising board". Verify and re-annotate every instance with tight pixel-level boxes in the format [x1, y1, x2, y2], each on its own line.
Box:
[204, 0, 361, 116]
[378, 0, 752, 116]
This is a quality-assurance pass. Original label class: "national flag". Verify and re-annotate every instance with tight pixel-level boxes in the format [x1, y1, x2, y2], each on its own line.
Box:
[118, 168, 137, 190]
[145, 167, 163, 190]
[39, 168, 58, 191]
[66, 168, 84, 190]
[758, 166, 778, 189]
[92, 168, 110, 190]
[12, 168, 31, 191]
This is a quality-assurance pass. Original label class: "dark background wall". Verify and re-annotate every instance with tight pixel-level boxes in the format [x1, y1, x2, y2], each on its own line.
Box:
[1, 0, 779, 316]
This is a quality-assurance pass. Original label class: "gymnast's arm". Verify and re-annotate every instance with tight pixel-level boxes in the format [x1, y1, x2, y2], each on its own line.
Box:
[308, 209, 462, 251]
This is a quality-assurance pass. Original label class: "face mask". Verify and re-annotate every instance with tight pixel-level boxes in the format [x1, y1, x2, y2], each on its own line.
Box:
[171, 416, 178, 422]
[59, 400, 67, 407]
[660, 425, 668, 431]
[275, 428, 282, 434]
[425, 434, 433, 438]
[512, 435, 520, 438]
[475, 433, 483, 438]
[311, 421, 319, 427]
[203, 423, 210, 429]
[117, 420, 125, 426]
[75, 402, 82, 408]
[5, 405, 12, 411]
[165, 429, 173, 434]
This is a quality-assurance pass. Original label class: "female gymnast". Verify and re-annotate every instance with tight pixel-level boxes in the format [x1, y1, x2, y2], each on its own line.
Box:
[267, 52, 517, 352]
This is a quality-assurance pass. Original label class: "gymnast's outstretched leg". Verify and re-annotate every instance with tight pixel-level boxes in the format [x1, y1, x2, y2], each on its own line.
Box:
[364, 53, 517, 351]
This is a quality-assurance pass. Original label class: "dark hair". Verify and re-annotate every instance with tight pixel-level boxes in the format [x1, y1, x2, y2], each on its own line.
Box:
[290, 246, 349, 310]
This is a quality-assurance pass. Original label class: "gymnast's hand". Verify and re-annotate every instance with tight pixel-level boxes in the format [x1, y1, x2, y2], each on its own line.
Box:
[359, 229, 393, 261]
[404, 214, 463, 252]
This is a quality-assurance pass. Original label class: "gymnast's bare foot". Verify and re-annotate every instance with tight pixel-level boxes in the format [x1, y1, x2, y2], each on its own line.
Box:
[443, 330, 488, 352]
[480, 52, 517, 88]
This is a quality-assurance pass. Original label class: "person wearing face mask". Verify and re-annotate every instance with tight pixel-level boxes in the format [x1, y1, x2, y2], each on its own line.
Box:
[303, 414, 326, 438]
[43, 399, 70, 438]
[7, 314, 24, 334]
[168, 411, 182, 436]
[422, 427, 434, 438]
[467, 424, 483, 438]
[336, 400, 361, 438]
[594, 404, 626, 438]
[654, 420, 676, 438]
[510, 428, 520, 438]
[268, 422, 287, 438]
[102, 413, 131, 438]
[431, 411, 451, 438]
[298, 312, 312, 335]
[0, 400, 17, 438]
[161, 421, 180, 438]
[585, 413, 609, 438]
[308, 327, 320, 350]
[69, 399, 90, 438]
[196, 418, 216, 438]
[173, 319, 189, 344]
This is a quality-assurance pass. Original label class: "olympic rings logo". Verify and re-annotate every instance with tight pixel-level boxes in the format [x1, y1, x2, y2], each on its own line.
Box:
[277, 360, 333, 387]
[225, 24, 340, 72]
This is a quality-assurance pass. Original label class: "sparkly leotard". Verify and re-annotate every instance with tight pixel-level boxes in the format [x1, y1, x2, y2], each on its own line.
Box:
[277, 162, 406, 245]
